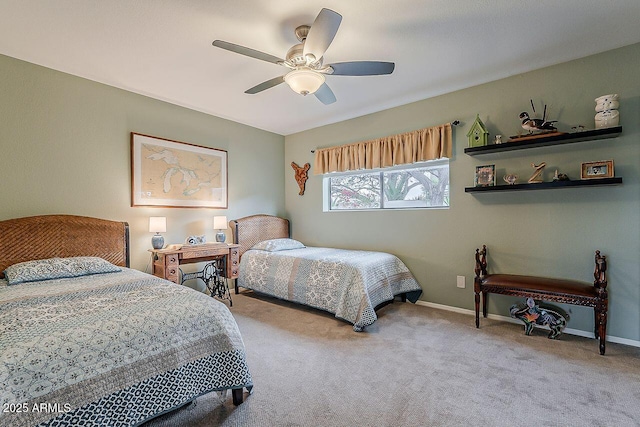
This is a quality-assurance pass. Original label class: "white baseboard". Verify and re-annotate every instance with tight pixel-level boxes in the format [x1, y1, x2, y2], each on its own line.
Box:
[415, 300, 640, 349]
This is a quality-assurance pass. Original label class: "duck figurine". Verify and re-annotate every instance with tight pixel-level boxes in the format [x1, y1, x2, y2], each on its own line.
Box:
[519, 100, 557, 133]
[519, 111, 557, 133]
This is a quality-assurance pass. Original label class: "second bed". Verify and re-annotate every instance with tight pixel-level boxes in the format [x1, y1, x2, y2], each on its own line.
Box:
[230, 214, 422, 331]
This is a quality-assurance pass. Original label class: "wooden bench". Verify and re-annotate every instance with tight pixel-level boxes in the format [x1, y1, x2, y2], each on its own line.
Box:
[473, 245, 609, 355]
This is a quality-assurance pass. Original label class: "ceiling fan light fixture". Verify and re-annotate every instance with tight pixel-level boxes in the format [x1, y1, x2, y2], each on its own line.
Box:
[284, 69, 325, 96]
[212, 8, 393, 103]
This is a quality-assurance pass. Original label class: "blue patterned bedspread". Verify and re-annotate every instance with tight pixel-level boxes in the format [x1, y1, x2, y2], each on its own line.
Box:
[238, 247, 422, 331]
[0, 268, 252, 427]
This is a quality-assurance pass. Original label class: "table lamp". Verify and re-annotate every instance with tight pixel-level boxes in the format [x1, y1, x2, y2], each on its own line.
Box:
[213, 215, 227, 243]
[149, 216, 166, 249]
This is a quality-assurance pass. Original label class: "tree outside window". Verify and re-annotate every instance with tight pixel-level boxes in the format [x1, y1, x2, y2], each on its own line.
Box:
[326, 161, 449, 211]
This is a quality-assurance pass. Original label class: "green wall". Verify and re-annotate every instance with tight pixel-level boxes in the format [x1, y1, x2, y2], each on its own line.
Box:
[0, 54, 285, 280]
[285, 43, 640, 343]
[1, 43, 638, 344]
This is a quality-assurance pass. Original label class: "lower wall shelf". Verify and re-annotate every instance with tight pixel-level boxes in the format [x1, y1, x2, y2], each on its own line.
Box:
[465, 177, 623, 193]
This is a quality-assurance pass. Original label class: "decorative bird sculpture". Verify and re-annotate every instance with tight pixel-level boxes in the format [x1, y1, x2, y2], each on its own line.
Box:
[519, 100, 557, 133]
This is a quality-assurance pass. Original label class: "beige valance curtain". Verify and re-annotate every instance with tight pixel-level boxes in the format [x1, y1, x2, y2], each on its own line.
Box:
[313, 123, 452, 175]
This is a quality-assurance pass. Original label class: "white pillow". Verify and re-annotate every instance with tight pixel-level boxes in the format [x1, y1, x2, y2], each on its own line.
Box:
[251, 238, 305, 252]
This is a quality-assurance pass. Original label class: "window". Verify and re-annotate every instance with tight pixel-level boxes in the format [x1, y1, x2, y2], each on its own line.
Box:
[323, 159, 449, 211]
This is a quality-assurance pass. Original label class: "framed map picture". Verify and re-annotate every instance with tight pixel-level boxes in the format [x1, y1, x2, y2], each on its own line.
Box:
[131, 133, 227, 208]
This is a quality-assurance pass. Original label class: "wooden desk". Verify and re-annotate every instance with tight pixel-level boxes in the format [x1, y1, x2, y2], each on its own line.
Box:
[149, 243, 240, 284]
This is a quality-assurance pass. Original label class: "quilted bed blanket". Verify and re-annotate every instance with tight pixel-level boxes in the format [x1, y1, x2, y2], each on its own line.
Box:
[238, 246, 422, 331]
[0, 268, 252, 427]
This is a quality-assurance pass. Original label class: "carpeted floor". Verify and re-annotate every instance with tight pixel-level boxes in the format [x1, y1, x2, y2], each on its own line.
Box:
[144, 291, 640, 427]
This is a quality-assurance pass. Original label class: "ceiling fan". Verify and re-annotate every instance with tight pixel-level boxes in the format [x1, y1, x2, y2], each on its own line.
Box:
[212, 8, 395, 105]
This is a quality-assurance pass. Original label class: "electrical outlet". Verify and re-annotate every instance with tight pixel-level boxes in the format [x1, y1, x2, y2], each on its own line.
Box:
[456, 275, 466, 289]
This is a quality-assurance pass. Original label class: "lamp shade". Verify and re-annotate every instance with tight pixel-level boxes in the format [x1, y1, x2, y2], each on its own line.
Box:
[213, 216, 228, 230]
[284, 69, 325, 95]
[149, 217, 166, 233]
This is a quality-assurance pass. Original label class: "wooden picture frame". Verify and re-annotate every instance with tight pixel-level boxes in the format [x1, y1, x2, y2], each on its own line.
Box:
[475, 164, 496, 187]
[131, 133, 227, 208]
[580, 160, 614, 180]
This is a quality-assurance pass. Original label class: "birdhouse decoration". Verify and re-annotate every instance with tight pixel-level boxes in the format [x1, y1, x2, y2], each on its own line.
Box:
[467, 114, 489, 147]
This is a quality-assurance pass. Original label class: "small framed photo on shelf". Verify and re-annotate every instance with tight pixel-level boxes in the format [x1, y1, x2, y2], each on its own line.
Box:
[581, 160, 614, 179]
[475, 164, 496, 187]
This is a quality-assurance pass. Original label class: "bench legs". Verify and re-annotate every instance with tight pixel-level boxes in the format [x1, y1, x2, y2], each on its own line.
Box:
[482, 291, 487, 318]
[474, 291, 479, 327]
[596, 306, 608, 355]
[474, 290, 488, 328]
[474, 277, 485, 328]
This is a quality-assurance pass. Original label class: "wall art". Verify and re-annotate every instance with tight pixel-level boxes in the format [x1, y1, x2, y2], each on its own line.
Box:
[131, 133, 227, 208]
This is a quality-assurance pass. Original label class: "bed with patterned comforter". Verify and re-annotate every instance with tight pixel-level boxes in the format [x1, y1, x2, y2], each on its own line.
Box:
[0, 265, 253, 427]
[238, 239, 422, 331]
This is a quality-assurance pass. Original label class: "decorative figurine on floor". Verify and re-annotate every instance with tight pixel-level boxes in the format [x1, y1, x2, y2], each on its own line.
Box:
[291, 161, 310, 195]
[528, 162, 546, 183]
[510, 298, 569, 339]
[519, 100, 558, 134]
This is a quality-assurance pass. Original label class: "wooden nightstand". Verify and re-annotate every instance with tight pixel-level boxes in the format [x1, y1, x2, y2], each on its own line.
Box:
[149, 243, 240, 284]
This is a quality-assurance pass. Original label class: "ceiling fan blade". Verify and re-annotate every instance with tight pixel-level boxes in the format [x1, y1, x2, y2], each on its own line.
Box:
[314, 83, 336, 105]
[244, 75, 286, 94]
[328, 61, 395, 76]
[303, 8, 342, 61]
[213, 40, 284, 65]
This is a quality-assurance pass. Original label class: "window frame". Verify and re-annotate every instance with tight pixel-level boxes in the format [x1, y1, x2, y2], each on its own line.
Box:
[322, 158, 450, 212]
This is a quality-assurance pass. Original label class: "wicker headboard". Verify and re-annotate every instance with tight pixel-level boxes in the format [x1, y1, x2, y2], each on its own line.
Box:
[0, 214, 130, 278]
[229, 214, 290, 259]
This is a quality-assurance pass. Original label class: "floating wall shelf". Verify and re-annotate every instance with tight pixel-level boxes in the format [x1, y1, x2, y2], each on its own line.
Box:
[465, 177, 623, 193]
[464, 126, 622, 155]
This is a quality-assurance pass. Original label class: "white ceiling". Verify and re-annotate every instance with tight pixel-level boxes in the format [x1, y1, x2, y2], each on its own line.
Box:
[1, 1, 639, 136]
